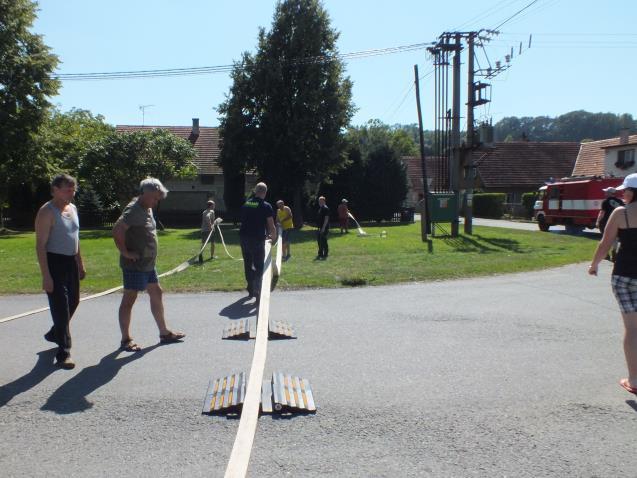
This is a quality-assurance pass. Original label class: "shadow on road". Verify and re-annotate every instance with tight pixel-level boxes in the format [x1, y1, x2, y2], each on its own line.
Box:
[626, 400, 637, 413]
[218, 296, 256, 320]
[0, 347, 58, 408]
[41, 344, 160, 414]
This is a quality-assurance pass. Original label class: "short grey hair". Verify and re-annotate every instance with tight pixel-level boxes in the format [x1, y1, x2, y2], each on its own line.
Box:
[254, 182, 267, 195]
[140, 177, 168, 199]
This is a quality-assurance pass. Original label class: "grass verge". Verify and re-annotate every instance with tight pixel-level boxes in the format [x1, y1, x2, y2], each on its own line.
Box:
[0, 223, 597, 294]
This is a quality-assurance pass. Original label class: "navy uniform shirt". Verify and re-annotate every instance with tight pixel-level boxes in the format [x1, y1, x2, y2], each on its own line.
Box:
[317, 204, 330, 231]
[239, 196, 275, 238]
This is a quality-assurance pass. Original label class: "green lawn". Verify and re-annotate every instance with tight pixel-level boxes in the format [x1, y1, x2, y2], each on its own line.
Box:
[0, 223, 597, 294]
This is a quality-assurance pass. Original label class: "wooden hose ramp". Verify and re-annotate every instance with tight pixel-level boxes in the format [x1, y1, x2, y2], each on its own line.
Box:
[224, 240, 275, 478]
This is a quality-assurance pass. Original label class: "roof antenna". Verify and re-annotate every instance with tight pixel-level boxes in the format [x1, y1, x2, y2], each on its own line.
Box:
[139, 104, 155, 126]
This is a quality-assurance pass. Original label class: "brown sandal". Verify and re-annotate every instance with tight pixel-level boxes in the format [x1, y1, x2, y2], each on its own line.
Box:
[120, 338, 142, 352]
[159, 331, 186, 344]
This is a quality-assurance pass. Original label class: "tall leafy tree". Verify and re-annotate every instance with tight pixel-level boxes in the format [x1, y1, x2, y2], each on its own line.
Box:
[0, 0, 60, 214]
[80, 129, 198, 211]
[218, 0, 354, 224]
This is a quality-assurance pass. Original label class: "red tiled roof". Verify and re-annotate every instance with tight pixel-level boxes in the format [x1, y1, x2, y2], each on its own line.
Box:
[470, 141, 580, 189]
[572, 134, 637, 177]
[115, 125, 222, 175]
[401, 156, 450, 193]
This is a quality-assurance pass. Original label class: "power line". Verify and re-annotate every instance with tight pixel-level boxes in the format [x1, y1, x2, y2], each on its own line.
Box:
[52, 42, 432, 81]
[491, 0, 541, 31]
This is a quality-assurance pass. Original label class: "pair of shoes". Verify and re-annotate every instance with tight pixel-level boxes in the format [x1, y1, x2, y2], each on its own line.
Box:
[44, 327, 56, 344]
[120, 338, 142, 352]
[314, 255, 322, 261]
[285, 254, 291, 260]
[56, 354, 75, 370]
[160, 331, 186, 344]
[620, 378, 637, 395]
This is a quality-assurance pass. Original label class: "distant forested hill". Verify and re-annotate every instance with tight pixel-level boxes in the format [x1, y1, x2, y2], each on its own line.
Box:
[493, 110, 636, 143]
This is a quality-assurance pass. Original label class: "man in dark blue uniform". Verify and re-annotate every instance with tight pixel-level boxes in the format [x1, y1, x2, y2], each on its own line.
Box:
[239, 182, 278, 300]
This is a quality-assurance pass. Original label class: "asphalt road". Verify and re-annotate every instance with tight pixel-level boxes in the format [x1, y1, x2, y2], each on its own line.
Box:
[1, 260, 636, 477]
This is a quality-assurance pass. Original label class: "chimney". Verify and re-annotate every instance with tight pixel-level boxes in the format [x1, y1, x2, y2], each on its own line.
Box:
[620, 128, 629, 145]
[192, 118, 200, 137]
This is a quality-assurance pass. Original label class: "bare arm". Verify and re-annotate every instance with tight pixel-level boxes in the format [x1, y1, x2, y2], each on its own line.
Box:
[266, 216, 278, 244]
[589, 207, 622, 275]
[112, 219, 138, 261]
[35, 205, 54, 293]
[76, 244, 86, 280]
[596, 209, 605, 228]
[283, 206, 293, 222]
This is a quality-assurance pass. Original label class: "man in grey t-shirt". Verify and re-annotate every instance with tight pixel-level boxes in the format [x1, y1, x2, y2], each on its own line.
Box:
[112, 178, 185, 351]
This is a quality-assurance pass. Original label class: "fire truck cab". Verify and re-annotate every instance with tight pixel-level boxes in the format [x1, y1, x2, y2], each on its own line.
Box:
[533, 176, 623, 233]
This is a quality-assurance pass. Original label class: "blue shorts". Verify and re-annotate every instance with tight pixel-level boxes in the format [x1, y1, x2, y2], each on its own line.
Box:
[282, 228, 293, 242]
[123, 269, 159, 291]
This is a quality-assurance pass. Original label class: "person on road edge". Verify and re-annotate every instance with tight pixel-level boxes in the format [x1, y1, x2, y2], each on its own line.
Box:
[35, 174, 86, 369]
[589, 173, 637, 395]
[316, 196, 330, 260]
[112, 178, 185, 352]
[276, 199, 293, 261]
[199, 200, 216, 263]
[239, 182, 278, 302]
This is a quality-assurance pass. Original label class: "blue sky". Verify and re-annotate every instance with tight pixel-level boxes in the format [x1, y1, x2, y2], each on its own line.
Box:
[34, 0, 635, 130]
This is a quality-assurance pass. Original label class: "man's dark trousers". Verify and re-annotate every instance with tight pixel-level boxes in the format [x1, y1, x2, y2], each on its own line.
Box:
[46, 252, 79, 360]
[240, 235, 265, 296]
[317, 231, 329, 258]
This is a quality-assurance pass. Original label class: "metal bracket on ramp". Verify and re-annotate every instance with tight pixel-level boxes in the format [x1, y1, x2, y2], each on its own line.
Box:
[222, 318, 295, 340]
[203, 371, 315, 416]
[222, 319, 252, 340]
[268, 320, 296, 340]
[202, 372, 246, 415]
[267, 372, 316, 414]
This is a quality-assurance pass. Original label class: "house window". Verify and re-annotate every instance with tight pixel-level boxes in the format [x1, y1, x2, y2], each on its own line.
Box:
[615, 149, 636, 170]
[200, 175, 216, 185]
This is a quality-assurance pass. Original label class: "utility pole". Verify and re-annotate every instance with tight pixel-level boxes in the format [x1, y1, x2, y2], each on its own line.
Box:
[414, 64, 431, 242]
[450, 34, 462, 237]
[464, 33, 476, 234]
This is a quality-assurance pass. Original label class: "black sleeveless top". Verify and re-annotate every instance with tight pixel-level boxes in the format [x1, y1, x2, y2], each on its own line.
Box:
[613, 209, 637, 278]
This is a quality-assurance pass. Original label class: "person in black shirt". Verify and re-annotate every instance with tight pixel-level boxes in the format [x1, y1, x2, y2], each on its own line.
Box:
[597, 187, 624, 235]
[239, 182, 277, 299]
[316, 196, 330, 260]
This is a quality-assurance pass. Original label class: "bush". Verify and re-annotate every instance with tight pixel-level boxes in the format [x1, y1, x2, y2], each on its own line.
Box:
[521, 192, 537, 219]
[473, 193, 506, 218]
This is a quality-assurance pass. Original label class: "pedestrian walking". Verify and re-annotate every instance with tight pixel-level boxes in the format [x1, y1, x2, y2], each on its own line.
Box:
[199, 200, 216, 263]
[276, 199, 294, 260]
[589, 173, 637, 395]
[239, 182, 277, 301]
[35, 174, 86, 369]
[316, 196, 330, 260]
[112, 178, 185, 351]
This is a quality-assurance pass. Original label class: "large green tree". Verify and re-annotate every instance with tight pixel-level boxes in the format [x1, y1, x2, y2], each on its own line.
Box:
[80, 129, 198, 211]
[0, 0, 60, 215]
[218, 0, 354, 224]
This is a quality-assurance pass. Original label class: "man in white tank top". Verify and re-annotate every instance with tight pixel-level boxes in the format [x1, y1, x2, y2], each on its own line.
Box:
[35, 174, 86, 369]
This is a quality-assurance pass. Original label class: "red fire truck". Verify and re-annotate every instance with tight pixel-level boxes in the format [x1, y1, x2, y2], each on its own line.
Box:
[533, 176, 624, 232]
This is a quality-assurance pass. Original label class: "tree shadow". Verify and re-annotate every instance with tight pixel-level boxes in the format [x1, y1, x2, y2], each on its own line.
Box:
[440, 235, 499, 253]
[219, 296, 257, 320]
[41, 344, 160, 414]
[473, 234, 523, 253]
[0, 348, 58, 408]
